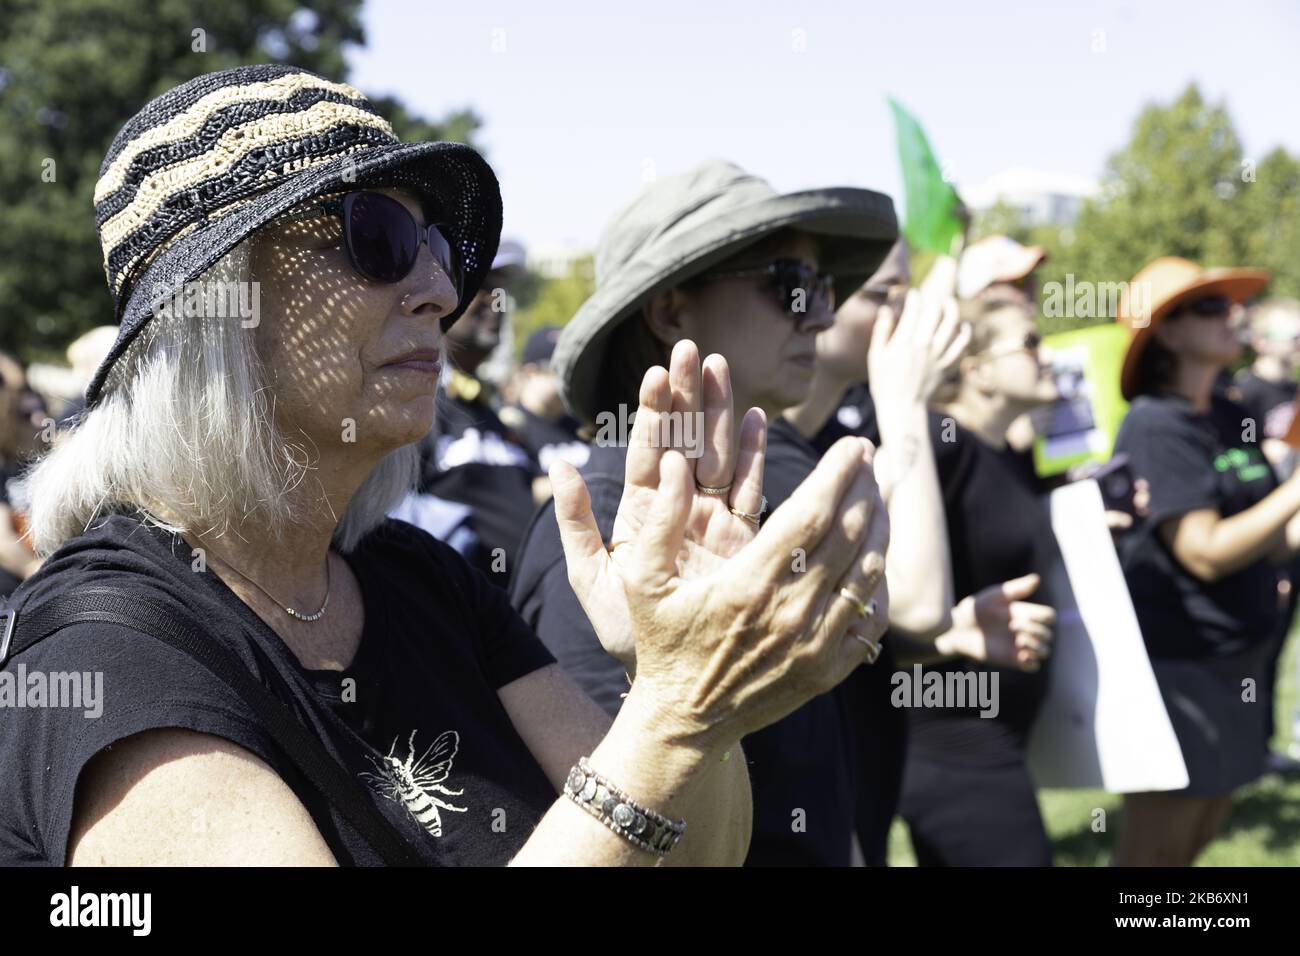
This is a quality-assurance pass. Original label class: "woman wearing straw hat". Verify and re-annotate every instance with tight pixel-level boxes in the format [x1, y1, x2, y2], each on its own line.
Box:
[0, 66, 888, 866]
[511, 159, 899, 864]
[1111, 256, 1297, 866]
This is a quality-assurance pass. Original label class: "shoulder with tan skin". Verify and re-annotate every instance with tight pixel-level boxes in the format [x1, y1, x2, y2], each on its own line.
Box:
[69, 728, 339, 866]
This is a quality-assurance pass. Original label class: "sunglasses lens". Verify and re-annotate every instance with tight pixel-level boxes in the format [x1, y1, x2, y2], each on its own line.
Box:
[1191, 295, 1231, 316]
[425, 224, 462, 293]
[344, 192, 420, 282]
[771, 260, 828, 316]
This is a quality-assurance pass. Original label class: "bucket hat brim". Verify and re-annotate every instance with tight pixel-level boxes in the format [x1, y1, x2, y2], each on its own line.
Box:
[86, 140, 501, 407]
[556, 186, 897, 426]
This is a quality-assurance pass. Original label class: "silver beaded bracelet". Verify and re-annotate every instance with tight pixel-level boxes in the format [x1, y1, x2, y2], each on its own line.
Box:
[564, 757, 687, 857]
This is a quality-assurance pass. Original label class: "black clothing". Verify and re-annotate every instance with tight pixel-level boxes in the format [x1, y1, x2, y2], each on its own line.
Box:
[1114, 393, 1280, 659]
[1232, 371, 1300, 741]
[0, 513, 557, 866]
[505, 405, 591, 473]
[1147, 641, 1272, 794]
[897, 410, 1054, 866]
[767, 410, 905, 866]
[511, 438, 859, 866]
[510, 442, 631, 719]
[904, 410, 1053, 769]
[901, 754, 1052, 866]
[811, 382, 880, 453]
[419, 391, 538, 588]
[1114, 392, 1279, 794]
[1233, 370, 1297, 441]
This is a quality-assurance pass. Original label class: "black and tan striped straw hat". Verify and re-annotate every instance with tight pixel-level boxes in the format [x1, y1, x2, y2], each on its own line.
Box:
[87, 63, 502, 407]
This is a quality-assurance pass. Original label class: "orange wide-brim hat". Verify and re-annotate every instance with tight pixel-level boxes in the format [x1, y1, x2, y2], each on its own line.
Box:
[1117, 256, 1271, 401]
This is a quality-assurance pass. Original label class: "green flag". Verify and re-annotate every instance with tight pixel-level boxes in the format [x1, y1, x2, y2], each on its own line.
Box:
[888, 97, 963, 254]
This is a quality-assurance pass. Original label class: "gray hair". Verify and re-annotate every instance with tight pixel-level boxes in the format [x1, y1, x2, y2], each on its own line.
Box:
[25, 241, 418, 557]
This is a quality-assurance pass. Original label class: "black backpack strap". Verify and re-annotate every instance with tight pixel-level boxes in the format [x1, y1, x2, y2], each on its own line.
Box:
[0, 587, 424, 867]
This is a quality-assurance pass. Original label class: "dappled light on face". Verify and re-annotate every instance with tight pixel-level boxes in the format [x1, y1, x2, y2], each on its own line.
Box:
[249, 191, 454, 471]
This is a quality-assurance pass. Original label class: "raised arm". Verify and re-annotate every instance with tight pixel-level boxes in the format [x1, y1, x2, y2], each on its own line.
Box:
[1162, 470, 1300, 582]
[866, 261, 968, 638]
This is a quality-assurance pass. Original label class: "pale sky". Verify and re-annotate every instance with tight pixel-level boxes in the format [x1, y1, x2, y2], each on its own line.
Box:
[347, 0, 1300, 254]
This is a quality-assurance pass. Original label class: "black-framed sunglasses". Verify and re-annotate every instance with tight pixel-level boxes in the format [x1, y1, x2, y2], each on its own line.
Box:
[701, 258, 835, 319]
[1176, 295, 1232, 318]
[274, 191, 463, 296]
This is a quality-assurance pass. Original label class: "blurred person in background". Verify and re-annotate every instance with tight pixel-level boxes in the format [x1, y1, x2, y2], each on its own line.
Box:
[418, 240, 536, 587]
[957, 234, 1047, 307]
[54, 326, 119, 430]
[958, 234, 1049, 453]
[1111, 258, 1300, 865]
[0, 351, 47, 595]
[775, 242, 1056, 864]
[501, 325, 591, 503]
[512, 159, 898, 865]
[1232, 299, 1300, 461]
[1232, 298, 1300, 770]
[896, 294, 1061, 866]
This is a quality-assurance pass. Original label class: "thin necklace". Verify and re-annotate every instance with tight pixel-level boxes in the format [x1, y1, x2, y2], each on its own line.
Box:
[221, 553, 332, 623]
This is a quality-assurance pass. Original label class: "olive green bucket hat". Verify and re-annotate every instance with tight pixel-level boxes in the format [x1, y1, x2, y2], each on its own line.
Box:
[554, 160, 898, 426]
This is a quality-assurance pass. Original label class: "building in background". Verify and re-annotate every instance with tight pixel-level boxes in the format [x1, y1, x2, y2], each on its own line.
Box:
[528, 242, 590, 280]
[962, 167, 1098, 229]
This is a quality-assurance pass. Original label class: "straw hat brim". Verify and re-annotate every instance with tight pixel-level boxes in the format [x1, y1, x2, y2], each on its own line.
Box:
[557, 187, 898, 426]
[1120, 269, 1271, 401]
[86, 140, 501, 407]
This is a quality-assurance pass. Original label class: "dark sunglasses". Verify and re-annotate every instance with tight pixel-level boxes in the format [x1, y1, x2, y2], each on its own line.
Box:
[701, 258, 835, 319]
[1176, 295, 1232, 318]
[275, 191, 462, 296]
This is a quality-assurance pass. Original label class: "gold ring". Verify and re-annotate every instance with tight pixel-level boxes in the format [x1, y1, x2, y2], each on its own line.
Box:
[696, 481, 733, 496]
[729, 495, 767, 526]
[837, 588, 875, 620]
[853, 633, 883, 664]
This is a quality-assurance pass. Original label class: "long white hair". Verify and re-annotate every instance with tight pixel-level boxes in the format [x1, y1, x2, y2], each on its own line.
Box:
[25, 241, 418, 556]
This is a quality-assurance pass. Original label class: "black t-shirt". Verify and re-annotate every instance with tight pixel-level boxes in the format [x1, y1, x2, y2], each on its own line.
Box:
[767, 411, 905, 866]
[419, 393, 539, 587]
[504, 405, 592, 473]
[0, 513, 557, 866]
[904, 409, 1053, 768]
[1233, 370, 1297, 441]
[1115, 393, 1280, 659]
[510, 437, 858, 866]
[811, 382, 881, 454]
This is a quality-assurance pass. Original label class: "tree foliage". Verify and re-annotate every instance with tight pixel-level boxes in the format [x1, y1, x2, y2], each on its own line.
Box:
[969, 84, 1300, 336]
[0, 0, 480, 361]
[511, 255, 595, 355]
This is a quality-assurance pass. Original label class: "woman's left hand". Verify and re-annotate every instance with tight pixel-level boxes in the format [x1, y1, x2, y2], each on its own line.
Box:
[551, 340, 767, 671]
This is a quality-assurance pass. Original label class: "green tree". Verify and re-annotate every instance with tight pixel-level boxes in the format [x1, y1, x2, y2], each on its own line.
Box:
[1033, 84, 1300, 334]
[512, 255, 595, 356]
[0, 0, 481, 362]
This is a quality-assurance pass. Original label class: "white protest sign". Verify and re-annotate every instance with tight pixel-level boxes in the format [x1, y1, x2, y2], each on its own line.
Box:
[1028, 479, 1188, 792]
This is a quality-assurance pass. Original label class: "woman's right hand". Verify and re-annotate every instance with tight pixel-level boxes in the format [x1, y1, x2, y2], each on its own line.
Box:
[553, 344, 890, 753]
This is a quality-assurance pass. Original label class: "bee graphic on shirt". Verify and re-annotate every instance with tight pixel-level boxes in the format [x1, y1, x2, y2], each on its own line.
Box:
[361, 729, 467, 838]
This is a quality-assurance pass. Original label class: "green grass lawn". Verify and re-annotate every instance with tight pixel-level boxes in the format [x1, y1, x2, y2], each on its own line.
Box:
[887, 631, 1300, 866]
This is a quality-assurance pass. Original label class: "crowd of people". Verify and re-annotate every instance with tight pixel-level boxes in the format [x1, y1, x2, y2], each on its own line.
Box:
[0, 64, 1296, 867]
